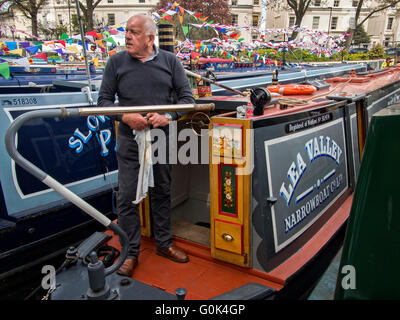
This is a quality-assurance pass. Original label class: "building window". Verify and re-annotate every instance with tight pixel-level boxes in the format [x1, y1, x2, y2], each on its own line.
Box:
[384, 37, 390, 47]
[333, 0, 340, 6]
[331, 17, 338, 30]
[314, 0, 321, 6]
[352, 0, 358, 7]
[139, 0, 145, 3]
[252, 33, 258, 40]
[232, 14, 238, 25]
[289, 16, 295, 27]
[231, 0, 237, 5]
[312, 16, 320, 29]
[108, 13, 115, 25]
[252, 15, 259, 27]
[107, 0, 113, 3]
[387, 17, 393, 30]
[349, 17, 355, 29]
[58, 14, 63, 25]
[254, 0, 259, 4]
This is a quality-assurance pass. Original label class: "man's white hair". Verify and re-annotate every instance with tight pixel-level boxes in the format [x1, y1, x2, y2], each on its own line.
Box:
[128, 14, 157, 36]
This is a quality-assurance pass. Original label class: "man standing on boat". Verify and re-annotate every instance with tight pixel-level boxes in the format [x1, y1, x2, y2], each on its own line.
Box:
[97, 14, 194, 277]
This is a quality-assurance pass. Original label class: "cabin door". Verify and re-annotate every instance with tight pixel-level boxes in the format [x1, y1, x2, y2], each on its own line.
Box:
[209, 118, 252, 268]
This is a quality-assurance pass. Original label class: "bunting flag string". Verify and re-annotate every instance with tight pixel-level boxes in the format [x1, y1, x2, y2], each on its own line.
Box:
[0, 1, 352, 69]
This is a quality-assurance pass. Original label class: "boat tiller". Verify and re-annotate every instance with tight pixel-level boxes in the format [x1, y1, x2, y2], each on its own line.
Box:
[185, 70, 274, 116]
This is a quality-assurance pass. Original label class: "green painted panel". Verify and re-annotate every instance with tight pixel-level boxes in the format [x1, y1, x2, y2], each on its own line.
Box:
[220, 165, 237, 215]
[335, 104, 400, 299]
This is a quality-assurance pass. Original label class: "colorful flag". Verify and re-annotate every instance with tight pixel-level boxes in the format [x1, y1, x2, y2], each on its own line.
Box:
[0, 62, 10, 79]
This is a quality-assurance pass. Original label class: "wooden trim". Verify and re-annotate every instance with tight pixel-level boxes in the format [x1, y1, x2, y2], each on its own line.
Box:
[210, 116, 252, 267]
[140, 196, 152, 237]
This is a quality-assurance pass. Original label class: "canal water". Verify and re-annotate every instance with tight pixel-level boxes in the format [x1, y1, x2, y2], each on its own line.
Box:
[307, 247, 342, 300]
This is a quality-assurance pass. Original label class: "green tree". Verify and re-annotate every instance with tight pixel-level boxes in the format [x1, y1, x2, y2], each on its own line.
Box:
[0, 0, 47, 36]
[368, 44, 385, 59]
[348, 25, 370, 46]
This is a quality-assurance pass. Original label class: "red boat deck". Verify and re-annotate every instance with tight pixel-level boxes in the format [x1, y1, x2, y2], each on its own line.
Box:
[106, 195, 352, 300]
[103, 67, 399, 299]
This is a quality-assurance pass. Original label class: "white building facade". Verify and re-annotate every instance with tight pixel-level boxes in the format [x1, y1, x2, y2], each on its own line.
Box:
[1, 0, 398, 47]
[1, 0, 263, 43]
[265, 0, 400, 48]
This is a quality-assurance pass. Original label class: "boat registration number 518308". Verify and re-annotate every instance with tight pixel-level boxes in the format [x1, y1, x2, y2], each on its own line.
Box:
[12, 97, 38, 105]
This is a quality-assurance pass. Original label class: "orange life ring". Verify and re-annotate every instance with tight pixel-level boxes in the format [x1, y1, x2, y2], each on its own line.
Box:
[267, 84, 317, 95]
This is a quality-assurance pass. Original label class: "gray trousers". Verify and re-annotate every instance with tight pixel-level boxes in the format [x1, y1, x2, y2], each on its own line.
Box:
[116, 132, 172, 259]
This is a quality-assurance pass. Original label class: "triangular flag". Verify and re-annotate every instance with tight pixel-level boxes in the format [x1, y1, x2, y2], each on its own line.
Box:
[56, 40, 66, 47]
[19, 42, 30, 48]
[33, 52, 48, 62]
[55, 48, 65, 56]
[25, 45, 39, 55]
[86, 30, 98, 38]
[108, 49, 116, 56]
[95, 40, 105, 49]
[14, 57, 30, 68]
[66, 45, 79, 53]
[60, 33, 69, 40]
[0, 62, 10, 79]
[91, 57, 99, 67]
[5, 42, 17, 51]
[9, 49, 23, 56]
[104, 37, 117, 46]
[163, 15, 173, 23]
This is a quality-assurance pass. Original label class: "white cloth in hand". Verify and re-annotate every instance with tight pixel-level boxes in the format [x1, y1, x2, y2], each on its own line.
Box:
[132, 128, 154, 204]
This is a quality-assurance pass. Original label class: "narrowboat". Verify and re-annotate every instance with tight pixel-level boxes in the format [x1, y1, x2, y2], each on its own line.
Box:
[3, 62, 400, 300]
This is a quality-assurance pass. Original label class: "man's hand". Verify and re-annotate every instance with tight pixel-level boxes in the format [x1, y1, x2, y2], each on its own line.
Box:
[122, 113, 148, 131]
[146, 112, 170, 128]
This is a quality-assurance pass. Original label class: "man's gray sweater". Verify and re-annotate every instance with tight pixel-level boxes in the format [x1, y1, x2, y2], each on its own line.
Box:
[97, 48, 195, 137]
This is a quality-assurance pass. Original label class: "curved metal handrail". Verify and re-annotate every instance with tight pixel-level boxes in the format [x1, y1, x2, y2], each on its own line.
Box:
[4, 103, 215, 276]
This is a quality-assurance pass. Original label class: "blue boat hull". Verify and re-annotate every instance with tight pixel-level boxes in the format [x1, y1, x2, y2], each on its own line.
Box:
[0, 91, 117, 278]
